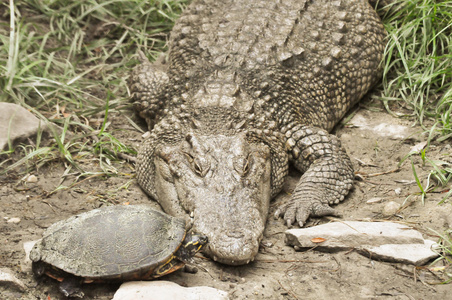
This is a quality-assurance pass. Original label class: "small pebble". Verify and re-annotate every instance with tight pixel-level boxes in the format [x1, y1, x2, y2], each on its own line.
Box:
[22, 241, 38, 272]
[366, 197, 383, 204]
[183, 265, 198, 274]
[382, 201, 401, 216]
[26, 174, 38, 183]
[394, 188, 402, 195]
[261, 241, 273, 248]
[410, 141, 427, 153]
[142, 131, 151, 139]
[6, 217, 20, 224]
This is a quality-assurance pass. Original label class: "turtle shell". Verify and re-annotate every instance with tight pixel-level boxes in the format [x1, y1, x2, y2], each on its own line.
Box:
[30, 205, 186, 281]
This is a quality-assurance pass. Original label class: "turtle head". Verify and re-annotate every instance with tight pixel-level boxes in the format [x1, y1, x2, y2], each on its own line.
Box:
[184, 233, 208, 255]
[177, 233, 208, 263]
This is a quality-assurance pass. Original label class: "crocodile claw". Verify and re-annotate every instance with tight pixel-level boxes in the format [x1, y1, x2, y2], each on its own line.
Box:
[275, 199, 341, 228]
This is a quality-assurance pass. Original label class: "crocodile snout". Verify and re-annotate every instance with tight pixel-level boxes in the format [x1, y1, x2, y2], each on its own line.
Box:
[192, 202, 266, 265]
[204, 231, 262, 265]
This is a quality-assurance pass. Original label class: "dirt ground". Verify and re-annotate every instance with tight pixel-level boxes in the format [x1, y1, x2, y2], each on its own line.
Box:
[1, 99, 451, 300]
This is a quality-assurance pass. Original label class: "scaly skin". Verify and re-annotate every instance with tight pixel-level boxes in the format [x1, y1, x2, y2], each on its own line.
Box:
[130, 0, 386, 265]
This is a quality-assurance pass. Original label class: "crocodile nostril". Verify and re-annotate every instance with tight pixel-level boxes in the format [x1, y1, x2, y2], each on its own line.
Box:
[215, 185, 224, 193]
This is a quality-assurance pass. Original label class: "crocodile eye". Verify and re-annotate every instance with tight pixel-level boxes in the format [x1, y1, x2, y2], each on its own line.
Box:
[194, 158, 202, 174]
[183, 152, 209, 177]
[183, 151, 194, 162]
[242, 157, 250, 176]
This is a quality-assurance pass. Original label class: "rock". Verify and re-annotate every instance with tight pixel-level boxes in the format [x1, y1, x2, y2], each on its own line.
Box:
[285, 221, 438, 265]
[22, 241, 38, 273]
[25, 174, 38, 183]
[0, 103, 48, 150]
[142, 131, 151, 139]
[0, 268, 27, 292]
[366, 197, 383, 204]
[6, 217, 21, 224]
[349, 111, 420, 140]
[112, 281, 229, 300]
[382, 201, 401, 216]
[285, 221, 424, 250]
[410, 141, 428, 153]
[183, 264, 199, 274]
[358, 240, 439, 265]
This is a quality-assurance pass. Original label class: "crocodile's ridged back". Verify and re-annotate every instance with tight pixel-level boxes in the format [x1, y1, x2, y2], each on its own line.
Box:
[166, 0, 385, 131]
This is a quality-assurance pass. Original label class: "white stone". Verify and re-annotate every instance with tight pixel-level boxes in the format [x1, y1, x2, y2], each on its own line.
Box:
[0, 268, 26, 291]
[0, 103, 48, 150]
[359, 239, 439, 265]
[366, 197, 383, 204]
[349, 111, 419, 140]
[6, 217, 20, 224]
[285, 222, 440, 265]
[112, 281, 229, 300]
[142, 131, 151, 139]
[22, 240, 38, 273]
[285, 221, 424, 250]
[410, 141, 428, 153]
[26, 174, 38, 183]
[382, 201, 401, 216]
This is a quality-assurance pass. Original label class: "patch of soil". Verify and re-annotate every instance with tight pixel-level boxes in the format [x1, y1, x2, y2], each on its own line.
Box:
[1, 103, 451, 299]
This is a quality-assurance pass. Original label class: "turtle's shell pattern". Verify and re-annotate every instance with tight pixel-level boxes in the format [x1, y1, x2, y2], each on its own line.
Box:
[30, 205, 186, 280]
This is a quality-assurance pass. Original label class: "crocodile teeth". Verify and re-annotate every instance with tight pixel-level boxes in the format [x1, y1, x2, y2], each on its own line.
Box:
[246, 260, 250, 264]
[213, 256, 218, 261]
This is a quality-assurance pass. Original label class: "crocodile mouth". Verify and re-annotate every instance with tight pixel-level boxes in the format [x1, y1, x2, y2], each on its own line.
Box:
[191, 204, 266, 265]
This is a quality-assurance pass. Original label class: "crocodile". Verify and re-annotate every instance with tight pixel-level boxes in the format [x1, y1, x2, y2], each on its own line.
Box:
[130, 0, 386, 265]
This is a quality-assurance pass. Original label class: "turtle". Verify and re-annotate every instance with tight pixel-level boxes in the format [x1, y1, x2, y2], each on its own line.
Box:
[30, 205, 208, 298]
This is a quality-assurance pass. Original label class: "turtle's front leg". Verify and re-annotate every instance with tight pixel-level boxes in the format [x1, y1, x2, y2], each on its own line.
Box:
[275, 125, 354, 227]
[59, 275, 84, 298]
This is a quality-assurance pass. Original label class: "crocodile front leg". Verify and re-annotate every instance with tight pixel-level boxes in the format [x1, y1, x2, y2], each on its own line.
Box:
[275, 125, 354, 227]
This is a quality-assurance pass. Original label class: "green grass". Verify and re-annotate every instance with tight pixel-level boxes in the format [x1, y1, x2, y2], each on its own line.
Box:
[379, 0, 452, 200]
[380, 0, 452, 139]
[0, 0, 187, 179]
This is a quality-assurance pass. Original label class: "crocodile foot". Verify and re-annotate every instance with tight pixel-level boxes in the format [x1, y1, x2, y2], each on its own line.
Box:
[274, 198, 341, 228]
